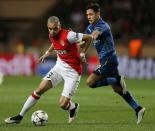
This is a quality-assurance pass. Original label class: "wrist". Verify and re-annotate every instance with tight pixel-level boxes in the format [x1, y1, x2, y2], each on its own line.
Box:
[91, 35, 95, 40]
[45, 51, 50, 56]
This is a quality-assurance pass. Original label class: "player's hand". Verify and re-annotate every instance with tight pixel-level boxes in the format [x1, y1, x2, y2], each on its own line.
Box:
[38, 55, 46, 63]
[38, 51, 50, 63]
[80, 52, 87, 65]
[78, 41, 85, 48]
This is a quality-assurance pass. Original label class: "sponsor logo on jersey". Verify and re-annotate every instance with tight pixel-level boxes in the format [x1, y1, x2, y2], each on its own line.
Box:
[55, 50, 67, 55]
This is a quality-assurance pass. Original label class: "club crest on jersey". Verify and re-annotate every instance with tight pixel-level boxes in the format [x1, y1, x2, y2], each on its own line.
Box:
[60, 40, 65, 46]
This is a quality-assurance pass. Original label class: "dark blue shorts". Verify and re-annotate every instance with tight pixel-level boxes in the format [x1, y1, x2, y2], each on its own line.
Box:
[93, 54, 119, 78]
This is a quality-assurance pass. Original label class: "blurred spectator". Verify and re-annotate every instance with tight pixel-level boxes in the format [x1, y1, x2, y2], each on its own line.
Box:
[0, 0, 154, 55]
[129, 38, 143, 59]
[0, 24, 9, 54]
[70, 10, 85, 32]
[0, 25, 9, 43]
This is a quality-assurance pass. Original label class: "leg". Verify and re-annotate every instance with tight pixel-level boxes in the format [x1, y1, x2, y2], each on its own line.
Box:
[5, 65, 63, 124]
[86, 63, 119, 88]
[19, 79, 52, 117]
[86, 73, 118, 88]
[4, 79, 52, 124]
[19, 66, 63, 117]
[58, 96, 79, 123]
[112, 76, 145, 124]
[59, 96, 76, 110]
[112, 84, 140, 110]
[86, 73, 102, 88]
[61, 70, 80, 123]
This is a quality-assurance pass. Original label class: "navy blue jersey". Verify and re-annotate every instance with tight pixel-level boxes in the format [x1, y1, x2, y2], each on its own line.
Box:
[86, 18, 117, 64]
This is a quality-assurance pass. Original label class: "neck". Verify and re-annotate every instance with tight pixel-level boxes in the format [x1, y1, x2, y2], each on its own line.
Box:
[53, 29, 62, 39]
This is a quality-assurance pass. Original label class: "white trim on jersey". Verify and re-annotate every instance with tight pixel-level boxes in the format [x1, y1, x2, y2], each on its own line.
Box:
[67, 31, 83, 44]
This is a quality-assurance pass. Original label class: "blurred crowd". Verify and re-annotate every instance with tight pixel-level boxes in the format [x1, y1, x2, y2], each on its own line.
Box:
[54, 0, 154, 39]
[0, 0, 154, 56]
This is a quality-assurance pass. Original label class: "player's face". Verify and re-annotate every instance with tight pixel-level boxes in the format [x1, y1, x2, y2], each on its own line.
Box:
[47, 22, 61, 38]
[86, 9, 100, 24]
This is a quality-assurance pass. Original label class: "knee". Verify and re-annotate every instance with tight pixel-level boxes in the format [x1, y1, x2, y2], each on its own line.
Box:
[86, 79, 95, 88]
[35, 89, 42, 96]
[35, 80, 52, 95]
[35, 87, 44, 95]
[59, 103, 66, 110]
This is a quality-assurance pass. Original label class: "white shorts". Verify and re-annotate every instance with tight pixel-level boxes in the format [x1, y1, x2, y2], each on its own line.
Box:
[43, 60, 81, 98]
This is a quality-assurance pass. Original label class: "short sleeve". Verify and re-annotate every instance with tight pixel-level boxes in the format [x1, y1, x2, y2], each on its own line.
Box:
[94, 23, 110, 34]
[67, 31, 83, 44]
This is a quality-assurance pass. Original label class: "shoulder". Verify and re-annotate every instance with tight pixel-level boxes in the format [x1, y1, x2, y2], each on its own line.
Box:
[96, 20, 110, 29]
[86, 25, 93, 34]
[67, 31, 77, 39]
[67, 31, 83, 44]
[94, 19, 110, 33]
[58, 29, 70, 39]
[87, 24, 92, 29]
[61, 29, 70, 34]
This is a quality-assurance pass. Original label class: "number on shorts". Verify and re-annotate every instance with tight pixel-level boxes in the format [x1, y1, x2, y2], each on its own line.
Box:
[47, 72, 53, 79]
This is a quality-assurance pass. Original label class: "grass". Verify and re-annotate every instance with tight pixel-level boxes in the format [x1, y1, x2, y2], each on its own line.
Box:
[0, 76, 155, 131]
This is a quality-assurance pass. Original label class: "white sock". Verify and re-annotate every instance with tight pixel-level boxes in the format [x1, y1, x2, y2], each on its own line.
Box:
[69, 101, 75, 110]
[19, 95, 38, 116]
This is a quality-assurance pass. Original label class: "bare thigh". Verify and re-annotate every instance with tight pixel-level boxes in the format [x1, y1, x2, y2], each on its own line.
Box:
[86, 73, 102, 86]
[35, 79, 53, 95]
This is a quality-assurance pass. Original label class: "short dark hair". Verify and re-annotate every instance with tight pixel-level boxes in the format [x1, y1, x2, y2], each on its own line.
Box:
[86, 2, 100, 12]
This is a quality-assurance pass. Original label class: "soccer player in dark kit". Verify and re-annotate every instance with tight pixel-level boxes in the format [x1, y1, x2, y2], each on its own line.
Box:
[83, 2, 145, 124]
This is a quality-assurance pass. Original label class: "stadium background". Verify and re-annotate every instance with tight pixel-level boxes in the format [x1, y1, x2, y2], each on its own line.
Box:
[0, 0, 154, 79]
[0, 1, 155, 131]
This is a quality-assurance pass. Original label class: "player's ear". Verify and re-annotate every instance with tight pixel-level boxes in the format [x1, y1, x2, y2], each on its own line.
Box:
[58, 22, 61, 27]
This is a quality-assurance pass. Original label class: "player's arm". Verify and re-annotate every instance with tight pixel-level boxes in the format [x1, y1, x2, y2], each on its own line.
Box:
[91, 25, 108, 40]
[67, 31, 93, 53]
[91, 30, 101, 40]
[79, 34, 93, 53]
[38, 44, 54, 63]
[79, 27, 103, 53]
[79, 27, 104, 64]
[79, 34, 93, 64]
[67, 31, 93, 64]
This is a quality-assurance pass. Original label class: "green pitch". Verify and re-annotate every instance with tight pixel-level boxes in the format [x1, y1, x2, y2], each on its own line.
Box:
[0, 76, 155, 131]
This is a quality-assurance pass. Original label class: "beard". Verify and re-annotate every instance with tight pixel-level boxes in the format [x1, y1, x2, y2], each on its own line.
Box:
[50, 32, 57, 38]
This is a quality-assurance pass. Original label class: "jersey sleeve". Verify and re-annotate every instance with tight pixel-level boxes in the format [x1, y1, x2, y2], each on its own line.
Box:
[67, 31, 83, 44]
[85, 25, 92, 34]
[94, 23, 109, 34]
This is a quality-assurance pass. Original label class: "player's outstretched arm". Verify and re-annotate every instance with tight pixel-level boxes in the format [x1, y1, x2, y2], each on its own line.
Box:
[79, 34, 93, 64]
[79, 34, 93, 54]
[38, 45, 54, 63]
[91, 30, 101, 40]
